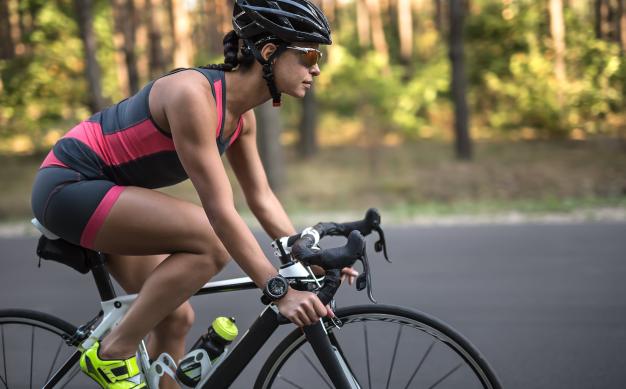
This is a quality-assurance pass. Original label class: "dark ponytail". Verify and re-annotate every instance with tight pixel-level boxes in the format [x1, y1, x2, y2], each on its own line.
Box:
[201, 30, 254, 72]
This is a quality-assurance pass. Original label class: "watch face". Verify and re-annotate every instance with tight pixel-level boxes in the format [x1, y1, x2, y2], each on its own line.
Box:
[268, 277, 287, 298]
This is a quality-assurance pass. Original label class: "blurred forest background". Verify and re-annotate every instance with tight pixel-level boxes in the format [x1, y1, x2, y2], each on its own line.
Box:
[0, 0, 625, 222]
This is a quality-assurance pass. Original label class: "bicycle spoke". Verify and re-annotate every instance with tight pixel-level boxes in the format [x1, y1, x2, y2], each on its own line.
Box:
[277, 374, 306, 389]
[363, 323, 372, 389]
[385, 323, 403, 389]
[299, 349, 332, 389]
[403, 341, 435, 389]
[45, 337, 65, 383]
[30, 326, 34, 389]
[427, 363, 462, 389]
[1, 326, 7, 389]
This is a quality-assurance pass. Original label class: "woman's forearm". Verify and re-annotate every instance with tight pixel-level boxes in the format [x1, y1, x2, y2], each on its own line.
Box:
[248, 189, 296, 239]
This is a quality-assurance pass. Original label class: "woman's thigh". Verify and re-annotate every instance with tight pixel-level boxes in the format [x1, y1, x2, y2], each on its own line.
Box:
[93, 186, 228, 259]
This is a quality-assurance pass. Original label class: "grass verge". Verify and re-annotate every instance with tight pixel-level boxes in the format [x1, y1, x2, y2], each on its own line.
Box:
[1, 139, 625, 224]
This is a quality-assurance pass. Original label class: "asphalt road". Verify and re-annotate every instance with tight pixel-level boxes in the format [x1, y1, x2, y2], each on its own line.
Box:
[1, 222, 625, 388]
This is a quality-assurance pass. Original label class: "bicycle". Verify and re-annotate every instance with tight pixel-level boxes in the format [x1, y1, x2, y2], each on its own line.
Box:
[0, 209, 502, 388]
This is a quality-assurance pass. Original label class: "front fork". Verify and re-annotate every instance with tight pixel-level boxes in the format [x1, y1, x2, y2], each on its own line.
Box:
[304, 320, 361, 389]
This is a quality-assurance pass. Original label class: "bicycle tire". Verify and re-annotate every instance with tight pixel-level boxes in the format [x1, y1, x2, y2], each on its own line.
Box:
[0, 309, 92, 389]
[254, 304, 502, 389]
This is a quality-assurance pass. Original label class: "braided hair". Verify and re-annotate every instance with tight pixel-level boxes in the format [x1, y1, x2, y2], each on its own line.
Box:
[201, 30, 255, 72]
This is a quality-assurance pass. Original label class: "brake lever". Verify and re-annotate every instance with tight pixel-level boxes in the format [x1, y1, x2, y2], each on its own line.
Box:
[355, 247, 377, 303]
[373, 226, 391, 262]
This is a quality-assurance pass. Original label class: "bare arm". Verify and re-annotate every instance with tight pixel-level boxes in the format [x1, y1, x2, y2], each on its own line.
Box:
[164, 74, 331, 327]
[227, 110, 296, 239]
[165, 79, 277, 289]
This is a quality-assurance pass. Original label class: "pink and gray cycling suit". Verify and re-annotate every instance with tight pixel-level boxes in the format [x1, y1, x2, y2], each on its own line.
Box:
[31, 68, 243, 249]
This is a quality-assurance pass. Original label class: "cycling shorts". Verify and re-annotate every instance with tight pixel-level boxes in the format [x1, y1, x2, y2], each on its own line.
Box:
[31, 167, 126, 249]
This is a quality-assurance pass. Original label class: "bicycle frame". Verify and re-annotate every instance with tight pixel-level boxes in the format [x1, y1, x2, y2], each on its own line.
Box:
[44, 263, 360, 389]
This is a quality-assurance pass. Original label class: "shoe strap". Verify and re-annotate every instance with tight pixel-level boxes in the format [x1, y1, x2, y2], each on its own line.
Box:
[99, 355, 141, 383]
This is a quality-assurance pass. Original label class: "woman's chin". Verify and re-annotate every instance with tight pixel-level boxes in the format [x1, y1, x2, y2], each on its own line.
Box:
[284, 89, 307, 99]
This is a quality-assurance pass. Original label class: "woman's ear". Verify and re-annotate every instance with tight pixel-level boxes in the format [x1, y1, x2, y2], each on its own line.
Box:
[260, 43, 277, 61]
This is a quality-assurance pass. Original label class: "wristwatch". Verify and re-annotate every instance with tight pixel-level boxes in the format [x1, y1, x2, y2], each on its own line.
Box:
[263, 275, 289, 301]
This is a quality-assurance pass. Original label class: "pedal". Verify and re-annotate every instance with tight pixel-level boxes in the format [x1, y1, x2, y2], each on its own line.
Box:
[176, 349, 213, 388]
[146, 353, 178, 389]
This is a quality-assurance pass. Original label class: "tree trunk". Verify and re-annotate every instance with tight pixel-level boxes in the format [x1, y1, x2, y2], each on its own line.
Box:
[618, 0, 626, 53]
[0, 0, 15, 59]
[146, 0, 166, 76]
[255, 101, 285, 191]
[214, 0, 230, 36]
[549, 0, 566, 105]
[204, 0, 222, 54]
[397, 0, 413, 62]
[299, 86, 318, 158]
[449, 0, 471, 160]
[367, 0, 389, 58]
[123, 0, 140, 93]
[595, 0, 603, 38]
[356, 0, 371, 47]
[596, 0, 611, 39]
[74, 0, 107, 112]
[135, 0, 149, 83]
[435, 0, 446, 33]
[322, 0, 336, 25]
[112, 0, 131, 95]
[170, 0, 193, 68]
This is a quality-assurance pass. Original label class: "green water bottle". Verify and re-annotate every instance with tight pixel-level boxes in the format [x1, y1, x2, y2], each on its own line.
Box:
[176, 316, 238, 387]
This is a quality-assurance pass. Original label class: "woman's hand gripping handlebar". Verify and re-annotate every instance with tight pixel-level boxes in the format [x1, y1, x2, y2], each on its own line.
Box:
[271, 209, 390, 326]
[273, 230, 365, 326]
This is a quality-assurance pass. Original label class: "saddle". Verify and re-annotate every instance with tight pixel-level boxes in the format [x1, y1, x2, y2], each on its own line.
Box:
[32, 218, 98, 274]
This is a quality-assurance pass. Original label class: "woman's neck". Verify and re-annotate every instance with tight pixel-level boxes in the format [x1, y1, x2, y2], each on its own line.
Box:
[224, 67, 272, 117]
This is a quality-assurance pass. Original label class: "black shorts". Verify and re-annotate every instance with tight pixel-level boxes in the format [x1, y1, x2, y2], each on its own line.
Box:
[31, 167, 125, 249]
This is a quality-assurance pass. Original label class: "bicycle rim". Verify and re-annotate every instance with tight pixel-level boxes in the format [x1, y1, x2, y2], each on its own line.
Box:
[0, 309, 92, 389]
[255, 305, 502, 389]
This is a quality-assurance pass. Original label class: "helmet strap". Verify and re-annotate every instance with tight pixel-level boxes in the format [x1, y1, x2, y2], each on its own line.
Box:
[245, 39, 287, 107]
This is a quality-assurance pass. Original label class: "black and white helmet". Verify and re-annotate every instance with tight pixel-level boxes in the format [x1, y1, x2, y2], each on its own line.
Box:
[232, 0, 331, 106]
[233, 0, 332, 45]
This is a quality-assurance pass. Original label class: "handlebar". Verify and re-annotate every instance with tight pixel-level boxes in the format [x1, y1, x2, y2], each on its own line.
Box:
[271, 208, 390, 323]
[291, 230, 365, 305]
[282, 208, 389, 263]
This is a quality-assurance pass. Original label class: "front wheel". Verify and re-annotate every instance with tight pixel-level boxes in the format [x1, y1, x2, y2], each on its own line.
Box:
[255, 304, 502, 389]
[0, 309, 94, 388]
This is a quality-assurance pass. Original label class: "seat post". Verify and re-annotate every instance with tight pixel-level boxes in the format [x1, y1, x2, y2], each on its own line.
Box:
[87, 252, 117, 301]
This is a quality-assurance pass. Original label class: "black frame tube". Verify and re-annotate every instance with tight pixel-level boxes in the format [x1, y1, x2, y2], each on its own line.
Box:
[88, 252, 116, 301]
[200, 306, 280, 388]
[43, 351, 81, 389]
[303, 322, 354, 388]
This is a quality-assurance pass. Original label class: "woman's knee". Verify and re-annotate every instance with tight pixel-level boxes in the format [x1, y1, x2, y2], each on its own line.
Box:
[209, 243, 230, 271]
[192, 232, 230, 273]
[154, 303, 195, 339]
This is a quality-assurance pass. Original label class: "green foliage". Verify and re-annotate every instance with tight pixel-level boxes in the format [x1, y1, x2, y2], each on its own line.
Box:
[316, 45, 449, 137]
[466, 0, 624, 136]
[1, 0, 626, 151]
[0, 2, 86, 146]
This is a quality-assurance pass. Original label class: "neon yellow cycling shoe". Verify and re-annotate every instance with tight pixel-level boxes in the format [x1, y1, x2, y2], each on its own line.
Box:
[79, 341, 146, 389]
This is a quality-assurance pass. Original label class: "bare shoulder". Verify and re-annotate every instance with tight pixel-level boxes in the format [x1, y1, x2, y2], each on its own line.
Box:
[150, 70, 216, 132]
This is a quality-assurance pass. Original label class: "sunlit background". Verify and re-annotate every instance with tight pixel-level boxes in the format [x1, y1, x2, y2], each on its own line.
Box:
[0, 0, 625, 222]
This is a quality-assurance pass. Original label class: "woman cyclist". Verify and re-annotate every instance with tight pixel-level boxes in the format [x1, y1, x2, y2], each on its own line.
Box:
[31, 0, 357, 387]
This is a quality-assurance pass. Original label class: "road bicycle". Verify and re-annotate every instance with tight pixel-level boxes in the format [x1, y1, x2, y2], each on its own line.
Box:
[0, 209, 502, 388]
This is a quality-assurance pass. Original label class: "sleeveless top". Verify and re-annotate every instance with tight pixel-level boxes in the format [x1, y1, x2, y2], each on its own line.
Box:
[40, 68, 243, 189]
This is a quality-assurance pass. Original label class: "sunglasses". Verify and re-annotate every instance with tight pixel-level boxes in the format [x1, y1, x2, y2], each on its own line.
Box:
[286, 46, 323, 67]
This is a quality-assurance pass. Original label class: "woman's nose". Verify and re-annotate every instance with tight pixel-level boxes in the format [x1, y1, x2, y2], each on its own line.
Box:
[310, 63, 320, 76]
